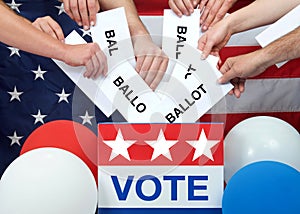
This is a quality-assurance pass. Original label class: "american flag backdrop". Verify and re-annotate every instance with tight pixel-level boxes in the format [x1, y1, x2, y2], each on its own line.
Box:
[1, 0, 300, 179]
[0, 0, 114, 177]
[135, 0, 300, 135]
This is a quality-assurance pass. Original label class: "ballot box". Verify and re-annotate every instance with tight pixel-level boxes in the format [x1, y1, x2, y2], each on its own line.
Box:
[98, 123, 224, 214]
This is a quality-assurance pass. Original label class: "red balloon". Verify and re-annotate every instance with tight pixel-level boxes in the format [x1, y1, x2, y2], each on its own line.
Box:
[20, 120, 97, 183]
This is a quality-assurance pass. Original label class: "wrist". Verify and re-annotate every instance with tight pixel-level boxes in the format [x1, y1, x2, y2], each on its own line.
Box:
[223, 15, 236, 35]
[127, 16, 149, 37]
[129, 25, 149, 37]
[255, 48, 272, 70]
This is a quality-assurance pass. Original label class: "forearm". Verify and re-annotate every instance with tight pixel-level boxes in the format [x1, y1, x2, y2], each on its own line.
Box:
[0, 0, 7, 7]
[99, 0, 149, 36]
[258, 26, 300, 68]
[225, 0, 300, 34]
[0, 5, 67, 60]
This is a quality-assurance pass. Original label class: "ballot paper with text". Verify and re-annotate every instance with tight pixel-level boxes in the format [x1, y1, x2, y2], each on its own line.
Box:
[90, 7, 163, 123]
[53, 7, 232, 123]
[52, 31, 114, 117]
[159, 9, 233, 123]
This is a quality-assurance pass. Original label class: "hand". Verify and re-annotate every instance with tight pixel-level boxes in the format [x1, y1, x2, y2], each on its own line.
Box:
[199, 0, 237, 31]
[168, 0, 200, 16]
[133, 35, 169, 90]
[198, 19, 232, 59]
[218, 51, 267, 98]
[62, 0, 100, 30]
[62, 43, 108, 79]
[32, 16, 64, 42]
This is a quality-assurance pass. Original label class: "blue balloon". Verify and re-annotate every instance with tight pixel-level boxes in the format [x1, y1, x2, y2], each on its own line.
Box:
[222, 161, 300, 214]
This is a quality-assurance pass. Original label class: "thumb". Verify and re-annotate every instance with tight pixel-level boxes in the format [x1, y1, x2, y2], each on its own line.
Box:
[218, 64, 235, 84]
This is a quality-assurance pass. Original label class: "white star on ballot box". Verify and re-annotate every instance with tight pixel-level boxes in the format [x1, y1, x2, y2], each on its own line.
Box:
[186, 129, 220, 161]
[98, 124, 224, 212]
[145, 129, 177, 161]
[103, 129, 136, 161]
[99, 124, 223, 165]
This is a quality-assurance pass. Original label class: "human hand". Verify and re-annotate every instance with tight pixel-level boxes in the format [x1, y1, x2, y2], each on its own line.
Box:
[62, 43, 107, 79]
[62, 0, 100, 30]
[218, 51, 267, 98]
[133, 35, 169, 90]
[199, 0, 237, 31]
[32, 16, 64, 42]
[168, 0, 200, 16]
[198, 19, 232, 59]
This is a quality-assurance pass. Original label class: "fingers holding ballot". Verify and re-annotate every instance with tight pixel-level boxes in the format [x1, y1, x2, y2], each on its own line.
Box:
[168, 0, 199, 16]
[198, 0, 300, 98]
[62, 0, 100, 30]
[0, 3, 107, 79]
[198, 0, 237, 31]
[31, 15, 107, 79]
[100, 0, 170, 90]
[169, 0, 237, 31]
[60, 0, 170, 88]
[197, 19, 232, 59]
[218, 25, 300, 98]
[62, 43, 108, 79]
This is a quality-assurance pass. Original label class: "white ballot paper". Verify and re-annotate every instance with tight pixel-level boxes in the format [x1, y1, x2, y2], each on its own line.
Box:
[53, 31, 114, 117]
[155, 54, 232, 123]
[90, 7, 163, 122]
[100, 61, 162, 123]
[159, 9, 233, 123]
[53, 7, 135, 117]
[91, 7, 136, 68]
[255, 4, 300, 68]
[162, 9, 202, 59]
[53, 8, 232, 123]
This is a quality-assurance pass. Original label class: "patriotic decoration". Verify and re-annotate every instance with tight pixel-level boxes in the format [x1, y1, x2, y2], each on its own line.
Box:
[0, 0, 299, 186]
[136, 0, 300, 134]
[0, 0, 112, 177]
[54, 8, 232, 124]
[98, 123, 224, 214]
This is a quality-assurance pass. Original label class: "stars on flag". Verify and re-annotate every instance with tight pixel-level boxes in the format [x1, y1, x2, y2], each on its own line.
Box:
[8, 131, 23, 146]
[55, 3, 65, 15]
[80, 110, 94, 125]
[8, 86, 23, 102]
[32, 65, 47, 80]
[0, 0, 111, 178]
[79, 28, 92, 38]
[7, 0, 22, 13]
[7, 47, 20, 57]
[56, 88, 71, 103]
[31, 109, 47, 124]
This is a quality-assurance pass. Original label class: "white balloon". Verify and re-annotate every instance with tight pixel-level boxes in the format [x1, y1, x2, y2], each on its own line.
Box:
[224, 116, 300, 183]
[0, 148, 97, 214]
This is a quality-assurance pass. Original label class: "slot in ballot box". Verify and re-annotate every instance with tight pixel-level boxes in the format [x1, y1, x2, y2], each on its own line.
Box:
[98, 123, 224, 214]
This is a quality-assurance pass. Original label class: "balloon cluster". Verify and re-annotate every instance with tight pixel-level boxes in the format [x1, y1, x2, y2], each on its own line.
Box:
[0, 117, 299, 214]
[0, 120, 98, 214]
[223, 116, 300, 214]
